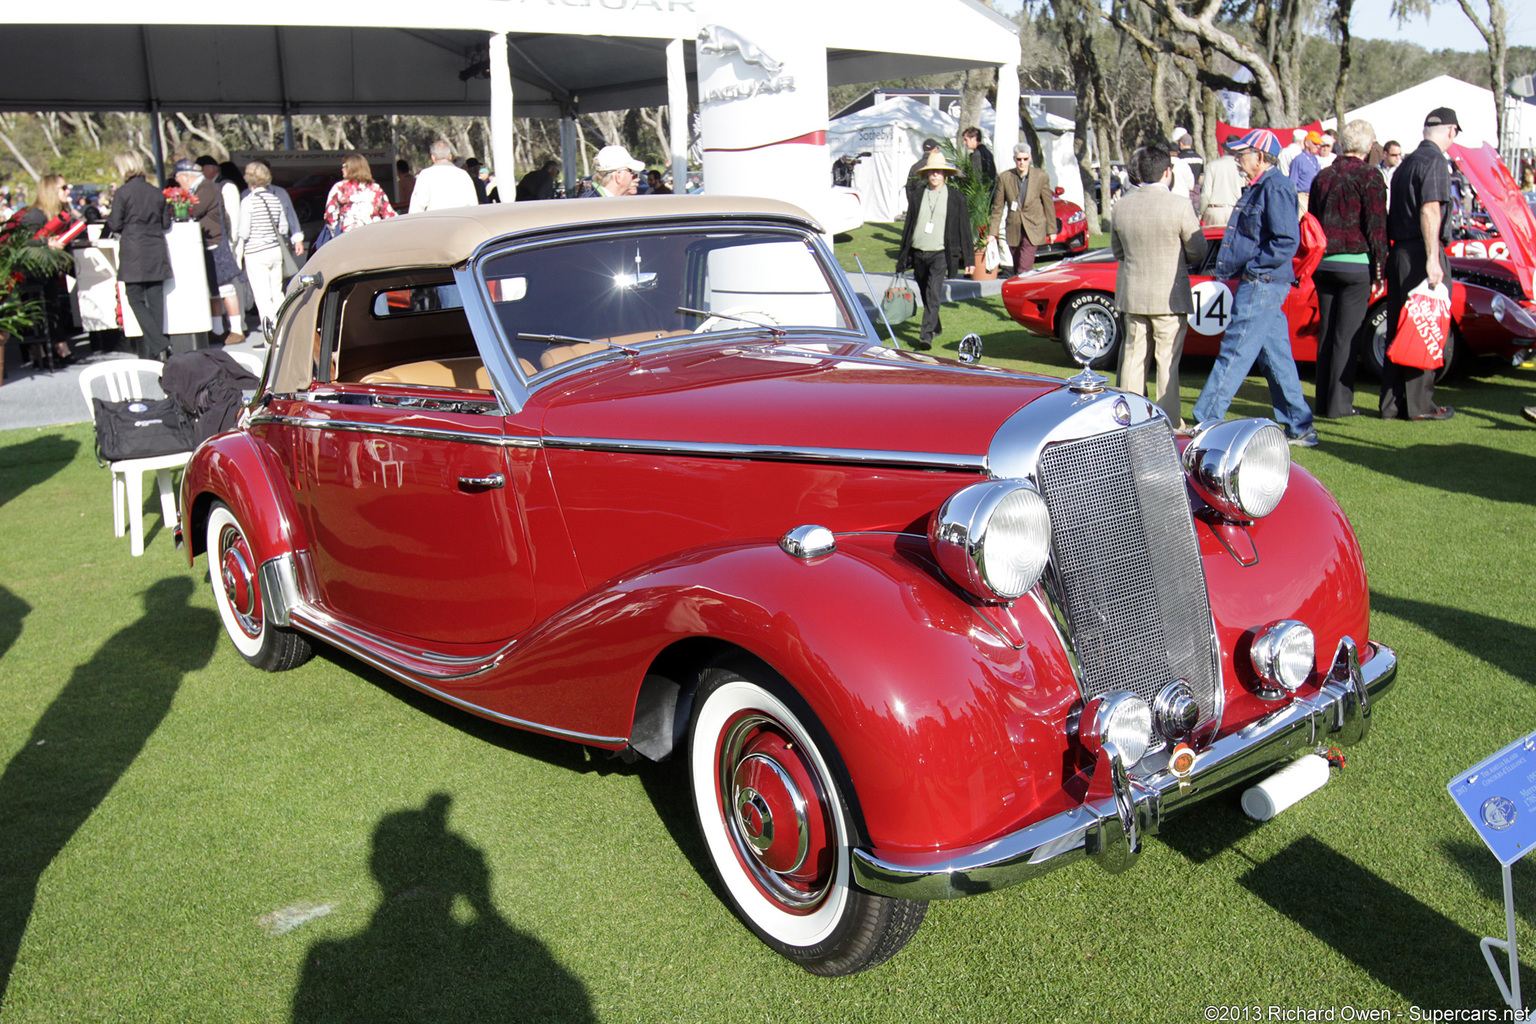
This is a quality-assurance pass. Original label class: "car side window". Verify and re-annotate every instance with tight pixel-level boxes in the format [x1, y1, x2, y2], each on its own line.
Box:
[324, 271, 493, 392]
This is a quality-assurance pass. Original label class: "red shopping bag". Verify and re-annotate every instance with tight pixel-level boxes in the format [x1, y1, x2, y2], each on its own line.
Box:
[1386, 282, 1450, 370]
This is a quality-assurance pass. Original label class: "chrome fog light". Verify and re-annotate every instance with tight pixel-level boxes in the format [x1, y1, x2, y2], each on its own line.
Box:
[1250, 620, 1315, 700]
[1078, 692, 1152, 767]
[929, 479, 1051, 602]
[1182, 418, 1291, 521]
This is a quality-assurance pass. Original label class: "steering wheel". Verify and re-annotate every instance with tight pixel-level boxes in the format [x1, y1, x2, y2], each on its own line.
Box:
[692, 306, 783, 334]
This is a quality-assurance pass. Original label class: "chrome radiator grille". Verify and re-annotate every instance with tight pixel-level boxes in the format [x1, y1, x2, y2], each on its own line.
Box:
[1035, 420, 1217, 737]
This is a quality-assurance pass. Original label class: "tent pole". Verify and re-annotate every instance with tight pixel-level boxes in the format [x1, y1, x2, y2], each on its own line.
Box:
[149, 100, 165, 187]
[667, 37, 688, 190]
[994, 61, 1020, 165]
[488, 31, 515, 202]
[560, 114, 578, 195]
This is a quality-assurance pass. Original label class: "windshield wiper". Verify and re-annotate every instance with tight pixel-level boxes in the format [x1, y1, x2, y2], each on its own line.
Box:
[675, 306, 786, 338]
[514, 332, 640, 356]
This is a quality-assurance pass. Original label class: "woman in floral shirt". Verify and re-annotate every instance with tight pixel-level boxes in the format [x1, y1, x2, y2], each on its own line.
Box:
[323, 154, 397, 234]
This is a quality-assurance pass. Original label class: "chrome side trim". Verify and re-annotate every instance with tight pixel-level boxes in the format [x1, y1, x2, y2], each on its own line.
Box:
[257, 554, 300, 628]
[851, 637, 1397, 901]
[543, 436, 986, 472]
[248, 413, 541, 448]
[286, 607, 627, 746]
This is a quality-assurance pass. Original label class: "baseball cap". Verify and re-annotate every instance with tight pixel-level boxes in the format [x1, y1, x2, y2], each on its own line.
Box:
[921, 139, 940, 152]
[593, 144, 645, 174]
[1425, 107, 1461, 130]
[173, 158, 198, 174]
[1228, 129, 1282, 158]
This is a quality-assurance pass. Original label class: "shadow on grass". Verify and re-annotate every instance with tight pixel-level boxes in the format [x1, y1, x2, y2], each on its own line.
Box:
[1440, 838, 1536, 931]
[0, 576, 216, 1010]
[1318, 438, 1536, 505]
[1372, 594, 1536, 686]
[291, 793, 595, 1024]
[311, 646, 636, 778]
[1239, 835, 1530, 1008]
[1154, 795, 1266, 865]
[0, 434, 80, 509]
[0, 584, 27, 663]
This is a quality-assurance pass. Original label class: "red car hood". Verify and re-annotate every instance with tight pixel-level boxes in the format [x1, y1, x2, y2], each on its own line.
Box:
[1451, 142, 1536, 299]
[536, 343, 1061, 458]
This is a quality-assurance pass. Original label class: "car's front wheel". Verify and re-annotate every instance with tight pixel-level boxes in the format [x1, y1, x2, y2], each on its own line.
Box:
[206, 502, 312, 672]
[687, 663, 926, 976]
[1056, 291, 1121, 369]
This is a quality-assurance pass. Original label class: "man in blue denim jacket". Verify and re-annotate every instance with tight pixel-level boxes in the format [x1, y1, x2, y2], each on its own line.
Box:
[1191, 128, 1318, 447]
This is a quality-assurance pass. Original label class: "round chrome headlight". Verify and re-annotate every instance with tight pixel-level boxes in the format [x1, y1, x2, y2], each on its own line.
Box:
[1249, 620, 1315, 699]
[1182, 418, 1291, 521]
[929, 480, 1051, 602]
[1079, 692, 1152, 767]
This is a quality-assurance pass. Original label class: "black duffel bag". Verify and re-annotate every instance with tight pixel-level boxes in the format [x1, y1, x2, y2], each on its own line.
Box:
[92, 396, 196, 463]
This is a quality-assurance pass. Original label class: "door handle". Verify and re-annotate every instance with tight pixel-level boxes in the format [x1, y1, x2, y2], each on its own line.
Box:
[458, 473, 505, 490]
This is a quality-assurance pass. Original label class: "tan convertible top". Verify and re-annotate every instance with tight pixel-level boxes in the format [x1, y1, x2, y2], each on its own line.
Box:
[269, 195, 824, 393]
[304, 194, 823, 278]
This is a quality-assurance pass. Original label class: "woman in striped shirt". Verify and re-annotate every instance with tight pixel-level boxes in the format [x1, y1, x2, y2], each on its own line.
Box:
[236, 161, 295, 345]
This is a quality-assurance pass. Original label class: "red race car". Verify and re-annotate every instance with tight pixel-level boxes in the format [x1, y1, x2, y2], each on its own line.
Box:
[1002, 143, 1536, 374]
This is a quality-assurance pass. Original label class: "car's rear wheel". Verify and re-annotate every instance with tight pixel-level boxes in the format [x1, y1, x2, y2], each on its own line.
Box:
[207, 502, 312, 672]
[1056, 291, 1121, 369]
[687, 663, 926, 976]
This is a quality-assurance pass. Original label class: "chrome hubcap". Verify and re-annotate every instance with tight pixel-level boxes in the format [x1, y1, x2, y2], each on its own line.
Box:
[218, 527, 261, 638]
[719, 713, 833, 910]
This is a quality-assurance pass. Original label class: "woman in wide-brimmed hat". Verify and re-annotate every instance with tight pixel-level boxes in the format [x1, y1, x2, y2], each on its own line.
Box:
[896, 150, 972, 350]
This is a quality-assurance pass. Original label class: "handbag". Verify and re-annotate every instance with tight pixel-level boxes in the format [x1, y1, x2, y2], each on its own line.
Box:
[984, 236, 1002, 273]
[1386, 281, 1450, 370]
[92, 397, 195, 463]
[258, 192, 300, 280]
[881, 271, 917, 324]
[311, 221, 337, 254]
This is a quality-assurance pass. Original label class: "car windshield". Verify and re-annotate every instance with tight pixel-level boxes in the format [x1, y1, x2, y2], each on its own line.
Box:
[476, 227, 858, 376]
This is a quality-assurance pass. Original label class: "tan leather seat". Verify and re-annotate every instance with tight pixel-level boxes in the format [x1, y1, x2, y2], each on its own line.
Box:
[360, 357, 490, 389]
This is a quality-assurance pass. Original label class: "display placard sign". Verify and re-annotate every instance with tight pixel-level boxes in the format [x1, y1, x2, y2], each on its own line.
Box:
[1448, 729, 1536, 866]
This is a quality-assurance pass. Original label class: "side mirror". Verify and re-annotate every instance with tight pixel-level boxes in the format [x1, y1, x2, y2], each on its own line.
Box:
[1054, 186, 1065, 198]
[957, 333, 983, 364]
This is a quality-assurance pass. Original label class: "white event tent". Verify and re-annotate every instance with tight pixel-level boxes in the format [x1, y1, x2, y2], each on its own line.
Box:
[829, 97, 1082, 222]
[1323, 75, 1536, 155]
[1, 0, 1023, 227]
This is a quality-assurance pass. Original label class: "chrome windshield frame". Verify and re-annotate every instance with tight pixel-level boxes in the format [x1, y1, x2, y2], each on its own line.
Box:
[457, 216, 877, 412]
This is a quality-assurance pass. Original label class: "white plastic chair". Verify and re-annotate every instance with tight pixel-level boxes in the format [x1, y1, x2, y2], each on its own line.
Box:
[78, 359, 193, 557]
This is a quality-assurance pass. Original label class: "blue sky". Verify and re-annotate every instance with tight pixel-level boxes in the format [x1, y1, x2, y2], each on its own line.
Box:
[989, 0, 1521, 55]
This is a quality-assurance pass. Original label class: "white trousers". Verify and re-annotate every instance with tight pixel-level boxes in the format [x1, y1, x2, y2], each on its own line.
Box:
[244, 246, 285, 333]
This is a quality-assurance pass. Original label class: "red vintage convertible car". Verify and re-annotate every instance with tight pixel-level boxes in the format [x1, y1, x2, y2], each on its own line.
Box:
[1003, 143, 1536, 373]
[182, 196, 1396, 975]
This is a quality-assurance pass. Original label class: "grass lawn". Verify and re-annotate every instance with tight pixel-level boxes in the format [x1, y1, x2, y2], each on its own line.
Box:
[1, 252, 1534, 1020]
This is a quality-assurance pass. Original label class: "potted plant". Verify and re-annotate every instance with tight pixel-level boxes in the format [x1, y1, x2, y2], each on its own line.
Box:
[0, 220, 74, 382]
[938, 141, 997, 281]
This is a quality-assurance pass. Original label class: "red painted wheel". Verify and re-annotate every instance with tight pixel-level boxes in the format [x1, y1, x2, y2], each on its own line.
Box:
[206, 502, 312, 672]
[688, 664, 926, 975]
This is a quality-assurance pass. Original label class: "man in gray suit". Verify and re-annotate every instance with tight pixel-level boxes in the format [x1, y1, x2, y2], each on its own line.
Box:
[1112, 146, 1209, 427]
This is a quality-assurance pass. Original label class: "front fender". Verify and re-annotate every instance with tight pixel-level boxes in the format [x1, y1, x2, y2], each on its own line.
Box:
[1200, 463, 1372, 729]
[477, 532, 1081, 855]
[180, 431, 302, 570]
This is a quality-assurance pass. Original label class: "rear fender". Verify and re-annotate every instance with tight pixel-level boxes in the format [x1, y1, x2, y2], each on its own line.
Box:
[180, 432, 302, 570]
[495, 532, 1081, 854]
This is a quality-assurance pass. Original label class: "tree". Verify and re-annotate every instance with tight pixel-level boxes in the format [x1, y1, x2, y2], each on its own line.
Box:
[1395, 0, 1509, 147]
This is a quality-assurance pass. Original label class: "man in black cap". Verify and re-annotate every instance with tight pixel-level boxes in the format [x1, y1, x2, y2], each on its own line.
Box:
[1379, 106, 1460, 421]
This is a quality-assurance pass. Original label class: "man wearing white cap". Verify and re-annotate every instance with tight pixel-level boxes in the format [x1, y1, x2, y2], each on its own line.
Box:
[574, 146, 644, 198]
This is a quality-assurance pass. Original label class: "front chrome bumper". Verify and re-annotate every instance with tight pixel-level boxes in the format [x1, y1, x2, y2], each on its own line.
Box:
[852, 636, 1397, 901]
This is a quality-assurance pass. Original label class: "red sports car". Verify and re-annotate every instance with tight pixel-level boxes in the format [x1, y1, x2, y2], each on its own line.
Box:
[181, 195, 1396, 976]
[1039, 189, 1090, 261]
[1002, 144, 1536, 374]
